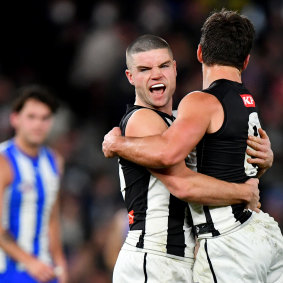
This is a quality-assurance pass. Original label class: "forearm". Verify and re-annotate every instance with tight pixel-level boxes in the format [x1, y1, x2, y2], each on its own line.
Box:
[49, 224, 65, 266]
[112, 135, 171, 168]
[0, 230, 34, 265]
[49, 207, 66, 267]
[151, 164, 252, 205]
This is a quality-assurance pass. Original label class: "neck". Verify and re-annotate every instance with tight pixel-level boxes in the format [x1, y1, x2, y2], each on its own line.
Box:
[202, 64, 242, 89]
[14, 136, 40, 157]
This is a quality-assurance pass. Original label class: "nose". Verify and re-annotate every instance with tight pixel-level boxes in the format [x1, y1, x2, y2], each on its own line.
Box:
[150, 67, 162, 79]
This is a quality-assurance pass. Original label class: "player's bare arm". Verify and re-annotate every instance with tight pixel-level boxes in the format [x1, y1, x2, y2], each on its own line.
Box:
[151, 162, 260, 212]
[103, 91, 217, 168]
[124, 107, 259, 209]
[49, 194, 68, 283]
[0, 155, 56, 283]
[246, 128, 273, 178]
[48, 152, 68, 283]
[103, 93, 272, 176]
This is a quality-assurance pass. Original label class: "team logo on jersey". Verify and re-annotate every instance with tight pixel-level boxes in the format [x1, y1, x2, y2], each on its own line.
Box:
[128, 210, 134, 225]
[18, 182, 35, 193]
[240, 94, 255, 107]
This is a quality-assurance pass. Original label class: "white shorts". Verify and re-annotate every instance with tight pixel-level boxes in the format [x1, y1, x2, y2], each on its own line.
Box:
[113, 244, 194, 283]
[193, 211, 283, 283]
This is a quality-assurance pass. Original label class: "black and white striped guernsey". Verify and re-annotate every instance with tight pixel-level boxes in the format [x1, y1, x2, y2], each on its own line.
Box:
[118, 104, 194, 259]
[190, 79, 261, 238]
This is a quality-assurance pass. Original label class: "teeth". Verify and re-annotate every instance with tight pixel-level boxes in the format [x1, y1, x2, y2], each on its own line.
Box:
[151, 83, 165, 89]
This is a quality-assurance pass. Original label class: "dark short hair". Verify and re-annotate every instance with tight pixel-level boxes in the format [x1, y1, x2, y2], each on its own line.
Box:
[12, 85, 59, 113]
[126, 34, 173, 68]
[200, 8, 255, 70]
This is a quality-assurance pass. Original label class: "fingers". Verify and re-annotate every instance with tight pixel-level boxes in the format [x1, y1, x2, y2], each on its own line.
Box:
[254, 207, 260, 213]
[258, 128, 268, 139]
[102, 141, 115, 158]
[26, 258, 56, 283]
[36, 266, 55, 283]
[102, 127, 121, 158]
[245, 177, 259, 185]
[248, 128, 269, 142]
[247, 130, 270, 148]
[246, 204, 260, 213]
[246, 147, 267, 158]
[246, 157, 265, 166]
[109, 127, 121, 136]
[247, 139, 269, 152]
[246, 146, 273, 168]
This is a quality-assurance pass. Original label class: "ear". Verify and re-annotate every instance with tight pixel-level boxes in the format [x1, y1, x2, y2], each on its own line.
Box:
[173, 60, 177, 77]
[125, 69, 135, 85]
[10, 112, 18, 129]
[242, 55, 250, 71]
[197, 44, 203, 63]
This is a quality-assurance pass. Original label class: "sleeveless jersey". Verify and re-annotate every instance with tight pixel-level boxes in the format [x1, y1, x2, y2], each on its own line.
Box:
[118, 105, 194, 260]
[190, 79, 261, 238]
[0, 139, 60, 273]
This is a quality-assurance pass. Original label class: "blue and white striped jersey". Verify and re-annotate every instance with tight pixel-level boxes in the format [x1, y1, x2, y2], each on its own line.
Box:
[0, 139, 60, 273]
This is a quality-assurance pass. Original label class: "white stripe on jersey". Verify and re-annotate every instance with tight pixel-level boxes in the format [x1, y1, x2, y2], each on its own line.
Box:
[16, 152, 37, 269]
[118, 163, 126, 200]
[143, 176, 170, 250]
[183, 209, 195, 258]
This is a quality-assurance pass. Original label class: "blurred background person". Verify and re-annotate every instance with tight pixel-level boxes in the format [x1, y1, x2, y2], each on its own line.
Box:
[0, 85, 67, 283]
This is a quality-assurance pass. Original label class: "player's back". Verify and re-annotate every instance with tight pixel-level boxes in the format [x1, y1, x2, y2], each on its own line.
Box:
[118, 105, 194, 260]
[191, 79, 261, 238]
[0, 139, 60, 274]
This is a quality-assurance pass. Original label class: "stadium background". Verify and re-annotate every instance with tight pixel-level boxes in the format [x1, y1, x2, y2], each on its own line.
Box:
[0, 0, 282, 282]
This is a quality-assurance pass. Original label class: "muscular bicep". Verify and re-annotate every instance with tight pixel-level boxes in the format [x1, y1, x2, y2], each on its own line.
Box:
[125, 109, 169, 138]
[159, 92, 218, 165]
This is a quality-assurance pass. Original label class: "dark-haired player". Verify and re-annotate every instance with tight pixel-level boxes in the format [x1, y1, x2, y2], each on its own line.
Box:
[103, 32, 275, 282]
[0, 85, 67, 283]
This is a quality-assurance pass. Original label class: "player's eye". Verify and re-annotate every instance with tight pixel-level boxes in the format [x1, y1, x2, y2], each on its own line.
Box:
[139, 68, 149, 72]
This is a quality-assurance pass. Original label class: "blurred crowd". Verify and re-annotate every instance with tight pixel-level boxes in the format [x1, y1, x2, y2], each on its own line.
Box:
[0, 0, 282, 282]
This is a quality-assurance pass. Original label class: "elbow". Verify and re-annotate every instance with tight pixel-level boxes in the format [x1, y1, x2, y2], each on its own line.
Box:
[174, 190, 188, 201]
[172, 183, 199, 202]
[158, 150, 180, 168]
[166, 180, 193, 202]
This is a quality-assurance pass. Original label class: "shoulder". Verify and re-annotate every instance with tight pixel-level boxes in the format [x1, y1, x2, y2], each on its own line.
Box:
[125, 108, 169, 137]
[183, 91, 220, 103]
[178, 91, 222, 116]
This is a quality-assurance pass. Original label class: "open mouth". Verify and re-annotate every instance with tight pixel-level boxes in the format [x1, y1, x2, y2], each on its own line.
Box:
[150, 83, 166, 95]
